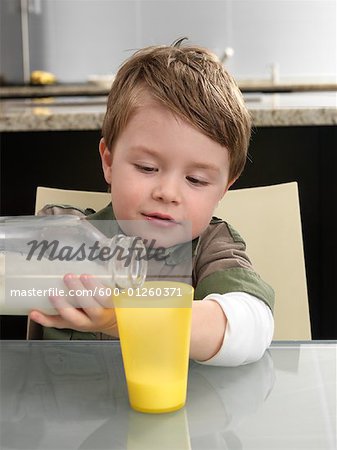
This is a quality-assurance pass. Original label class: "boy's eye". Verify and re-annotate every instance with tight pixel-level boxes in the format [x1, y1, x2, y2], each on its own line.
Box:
[134, 164, 157, 173]
[186, 176, 209, 186]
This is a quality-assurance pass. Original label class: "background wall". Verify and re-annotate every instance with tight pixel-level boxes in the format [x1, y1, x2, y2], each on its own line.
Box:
[0, 0, 24, 83]
[1, 0, 336, 84]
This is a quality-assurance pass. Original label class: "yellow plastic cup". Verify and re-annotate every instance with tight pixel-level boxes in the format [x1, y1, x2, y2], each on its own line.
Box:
[114, 281, 193, 414]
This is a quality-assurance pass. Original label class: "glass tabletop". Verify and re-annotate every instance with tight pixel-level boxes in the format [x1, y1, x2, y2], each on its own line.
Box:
[0, 341, 335, 450]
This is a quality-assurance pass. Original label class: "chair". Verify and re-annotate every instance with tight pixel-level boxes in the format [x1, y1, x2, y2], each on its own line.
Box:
[29, 183, 311, 341]
[35, 186, 111, 215]
[214, 182, 311, 340]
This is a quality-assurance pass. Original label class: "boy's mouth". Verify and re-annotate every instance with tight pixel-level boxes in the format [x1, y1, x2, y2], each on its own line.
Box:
[141, 212, 179, 226]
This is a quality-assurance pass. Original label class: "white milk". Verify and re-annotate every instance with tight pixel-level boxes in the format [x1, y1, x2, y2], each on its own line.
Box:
[0, 251, 112, 315]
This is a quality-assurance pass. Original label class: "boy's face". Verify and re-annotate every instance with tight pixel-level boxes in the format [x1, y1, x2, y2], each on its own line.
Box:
[100, 94, 233, 247]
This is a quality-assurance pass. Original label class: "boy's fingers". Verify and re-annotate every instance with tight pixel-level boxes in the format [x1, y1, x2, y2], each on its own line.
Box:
[48, 297, 95, 329]
[48, 295, 116, 330]
[63, 273, 101, 309]
[79, 274, 113, 308]
[29, 310, 71, 329]
[31, 274, 116, 331]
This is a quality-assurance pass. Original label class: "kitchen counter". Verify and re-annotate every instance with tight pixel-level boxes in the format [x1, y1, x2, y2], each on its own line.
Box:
[0, 83, 111, 99]
[238, 78, 337, 92]
[1, 79, 336, 98]
[0, 96, 106, 132]
[1, 92, 336, 131]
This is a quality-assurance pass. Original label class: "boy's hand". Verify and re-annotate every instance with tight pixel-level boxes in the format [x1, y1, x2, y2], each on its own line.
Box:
[29, 274, 119, 337]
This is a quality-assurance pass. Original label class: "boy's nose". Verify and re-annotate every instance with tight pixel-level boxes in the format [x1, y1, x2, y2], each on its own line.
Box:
[151, 177, 181, 204]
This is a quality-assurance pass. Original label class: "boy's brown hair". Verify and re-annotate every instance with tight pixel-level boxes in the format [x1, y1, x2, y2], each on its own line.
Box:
[102, 39, 251, 182]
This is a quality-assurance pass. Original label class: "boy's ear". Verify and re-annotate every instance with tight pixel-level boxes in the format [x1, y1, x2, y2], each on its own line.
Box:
[99, 138, 112, 184]
[221, 177, 237, 199]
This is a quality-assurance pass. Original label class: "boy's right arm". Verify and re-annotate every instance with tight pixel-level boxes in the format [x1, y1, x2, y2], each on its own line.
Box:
[29, 273, 120, 338]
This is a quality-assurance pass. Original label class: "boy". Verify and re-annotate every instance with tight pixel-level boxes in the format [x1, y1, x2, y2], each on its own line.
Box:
[29, 40, 274, 366]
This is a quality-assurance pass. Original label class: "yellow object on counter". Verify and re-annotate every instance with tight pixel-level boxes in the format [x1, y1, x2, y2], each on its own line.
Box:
[30, 70, 57, 85]
[114, 281, 193, 414]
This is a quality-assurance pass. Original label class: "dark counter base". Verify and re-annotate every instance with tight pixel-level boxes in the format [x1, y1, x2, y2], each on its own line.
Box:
[233, 126, 337, 340]
[1, 126, 336, 339]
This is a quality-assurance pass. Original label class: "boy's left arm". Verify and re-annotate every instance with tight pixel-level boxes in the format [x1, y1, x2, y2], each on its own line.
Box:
[190, 298, 227, 361]
[191, 220, 275, 366]
[190, 292, 274, 366]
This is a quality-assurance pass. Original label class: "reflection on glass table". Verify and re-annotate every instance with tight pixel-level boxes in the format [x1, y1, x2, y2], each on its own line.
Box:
[0, 341, 335, 450]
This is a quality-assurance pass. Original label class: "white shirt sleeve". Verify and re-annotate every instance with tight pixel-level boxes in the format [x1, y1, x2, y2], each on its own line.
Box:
[195, 292, 274, 367]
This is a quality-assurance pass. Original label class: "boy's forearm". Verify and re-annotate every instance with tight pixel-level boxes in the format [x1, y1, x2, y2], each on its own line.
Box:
[190, 299, 227, 361]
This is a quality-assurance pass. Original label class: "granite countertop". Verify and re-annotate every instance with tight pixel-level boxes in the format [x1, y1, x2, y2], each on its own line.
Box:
[1, 79, 336, 98]
[237, 79, 337, 92]
[0, 83, 111, 98]
[1, 92, 336, 132]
